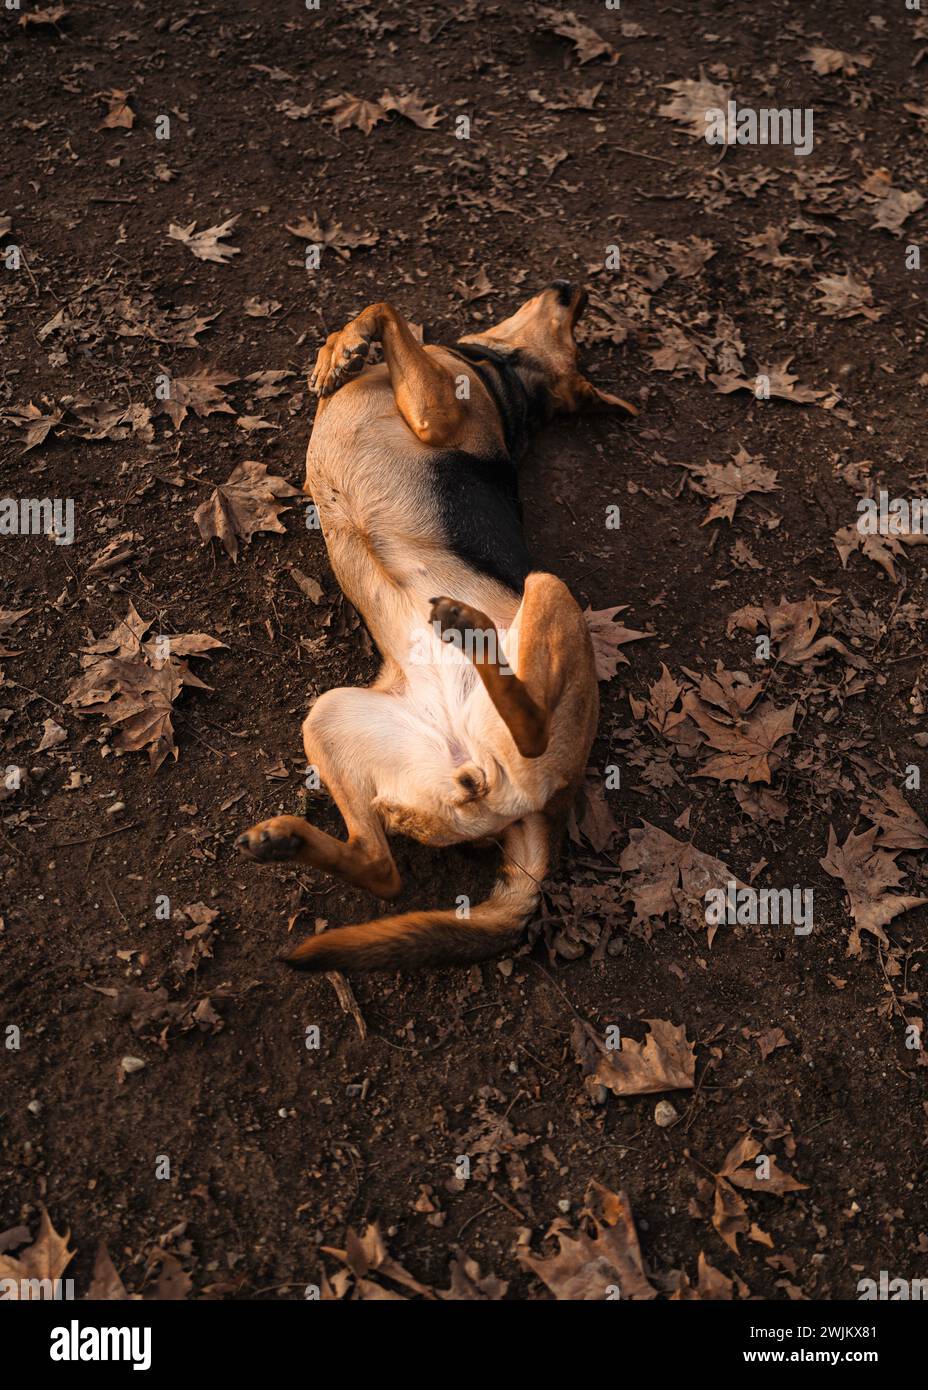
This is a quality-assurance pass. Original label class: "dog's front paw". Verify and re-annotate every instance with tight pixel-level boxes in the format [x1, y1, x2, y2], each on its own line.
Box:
[236, 816, 307, 863]
[309, 330, 372, 398]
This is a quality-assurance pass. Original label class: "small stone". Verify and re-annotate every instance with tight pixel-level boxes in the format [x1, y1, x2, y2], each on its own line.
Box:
[557, 1198, 571, 1214]
[26, 1100, 42, 1116]
[654, 1099, 678, 1128]
[106, 801, 125, 815]
[120, 1056, 145, 1075]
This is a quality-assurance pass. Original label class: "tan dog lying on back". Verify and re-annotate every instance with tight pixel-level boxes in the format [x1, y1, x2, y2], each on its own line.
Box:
[237, 282, 636, 971]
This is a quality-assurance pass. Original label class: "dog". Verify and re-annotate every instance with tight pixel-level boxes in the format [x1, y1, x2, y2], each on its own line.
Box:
[236, 282, 636, 971]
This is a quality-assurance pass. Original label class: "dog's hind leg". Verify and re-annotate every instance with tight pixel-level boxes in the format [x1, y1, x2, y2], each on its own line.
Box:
[237, 688, 404, 899]
[429, 572, 596, 759]
[310, 301, 471, 448]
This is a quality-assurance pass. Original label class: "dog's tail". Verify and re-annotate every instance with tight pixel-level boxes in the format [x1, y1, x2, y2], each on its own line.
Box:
[283, 813, 550, 973]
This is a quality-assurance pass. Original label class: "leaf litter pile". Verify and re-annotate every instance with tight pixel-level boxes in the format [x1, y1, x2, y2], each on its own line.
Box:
[1, 0, 927, 1301]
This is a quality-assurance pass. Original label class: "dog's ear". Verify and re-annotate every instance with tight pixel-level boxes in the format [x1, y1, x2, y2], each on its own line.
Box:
[573, 375, 639, 415]
[553, 372, 639, 417]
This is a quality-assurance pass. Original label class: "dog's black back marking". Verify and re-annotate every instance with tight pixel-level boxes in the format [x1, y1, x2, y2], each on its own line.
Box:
[426, 341, 549, 595]
[430, 448, 532, 594]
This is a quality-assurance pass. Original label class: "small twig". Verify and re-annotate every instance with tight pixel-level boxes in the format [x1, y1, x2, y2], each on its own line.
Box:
[53, 822, 140, 848]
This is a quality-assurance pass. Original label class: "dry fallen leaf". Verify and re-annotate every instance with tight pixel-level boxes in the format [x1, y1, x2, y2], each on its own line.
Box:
[194, 459, 302, 561]
[86, 1244, 130, 1300]
[323, 92, 388, 134]
[659, 70, 730, 138]
[322, 1221, 436, 1300]
[583, 604, 653, 679]
[285, 213, 378, 260]
[860, 785, 928, 852]
[65, 602, 225, 771]
[671, 1251, 734, 1300]
[860, 169, 925, 235]
[709, 358, 828, 405]
[155, 367, 237, 430]
[537, 7, 620, 65]
[674, 447, 779, 525]
[3, 400, 64, 451]
[814, 271, 883, 322]
[167, 215, 241, 264]
[820, 823, 928, 957]
[380, 88, 444, 128]
[568, 771, 619, 853]
[619, 821, 748, 929]
[98, 88, 134, 129]
[833, 518, 928, 582]
[801, 46, 872, 77]
[18, 5, 68, 27]
[711, 1135, 806, 1253]
[518, 1181, 656, 1300]
[0, 1207, 74, 1298]
[763, 596, 864, 668]
[572, 1016, 696, 1097]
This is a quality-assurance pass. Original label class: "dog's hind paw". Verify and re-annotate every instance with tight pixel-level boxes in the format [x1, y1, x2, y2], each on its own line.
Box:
[236, 817, 307, 863]
[429, 595, 493, 642]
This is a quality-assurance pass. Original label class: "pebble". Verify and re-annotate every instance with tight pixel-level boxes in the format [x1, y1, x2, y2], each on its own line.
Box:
[106, 801, 125, 815]
[654, 1099, 679, 1128]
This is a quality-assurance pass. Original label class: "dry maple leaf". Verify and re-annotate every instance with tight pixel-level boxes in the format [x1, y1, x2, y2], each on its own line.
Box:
[0, 1206, 74, 1298]
[65, 602, 225, 771]
[167, 216, 241, 264]
[572, 1016, 696, 1098]
[323, 92, 387, 134]
[583, 604, 653, 679]
[18, 4, 68, 26]
[671, 1251, 734, 1300]
[719, 1134, 807, 1195]
[155, 367, 237, 430]
[437, 1254, 507, 1301]
[675, 448, 779, 525]
[380, 88, 444, 128]
[536, 6, 619, 64]
[814, 271, 883, 322]
[684, 689, 797, 784]
[801, 46, 872, 76]
[710, 1135, 805, 1253]
[3, 400, 64, 451]
[833, 520, 928, 582]
[820, 823, 928, 957]
[658, 70, 731, 138]
[87, 1244, 130, 1300]
[664, 236, 716, 278]
[648, 324, 709, 379]
[518, 1181, 656, 1300]
[709, 358, 828, 405]
[194, 460, 302, 562]
[619, 821, 748, 928]
[285, 213, 378, 260]
[322, 1222, 436, 1300]
[568, 771, 619, 854]
[860, 785, 928, 852]
[742, 225, 812, 272]
[98, 88, 134, 129]
[859, 169, 925, 234]
[763, 596, 865, 668]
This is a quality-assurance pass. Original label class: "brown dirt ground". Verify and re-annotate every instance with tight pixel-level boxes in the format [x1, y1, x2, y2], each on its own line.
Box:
[1, 0, 927, 1301]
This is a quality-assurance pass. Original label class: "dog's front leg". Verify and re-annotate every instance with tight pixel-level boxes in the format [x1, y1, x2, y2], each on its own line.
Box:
[310, 301, 468, 448]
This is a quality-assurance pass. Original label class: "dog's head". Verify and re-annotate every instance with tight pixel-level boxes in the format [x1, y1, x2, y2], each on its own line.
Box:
[458, 281, 638, 418]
